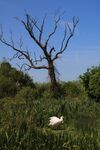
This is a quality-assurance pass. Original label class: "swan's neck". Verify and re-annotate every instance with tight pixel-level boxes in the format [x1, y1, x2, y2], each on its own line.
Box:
[60, 117, 63, 121]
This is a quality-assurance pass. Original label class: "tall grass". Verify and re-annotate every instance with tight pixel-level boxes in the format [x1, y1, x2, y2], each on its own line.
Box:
[0, 96, 100, 149]
[0, 127, 100, 150]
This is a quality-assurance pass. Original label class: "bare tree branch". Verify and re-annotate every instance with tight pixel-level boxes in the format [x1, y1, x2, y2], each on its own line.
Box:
[21, 14, 50, 58]
[16, 63, 31, 71]
[45, 16, 60, 49]
[39, 15, 46, 42]
[53, 17, 79, 61]
[33, 52, 46, 64]
[0, 25, 3, 39]
[49, 47, 56, 56]
[18, 36, 23, 50]
[0, 36, 48, 70]
[59, 23, 67, 52]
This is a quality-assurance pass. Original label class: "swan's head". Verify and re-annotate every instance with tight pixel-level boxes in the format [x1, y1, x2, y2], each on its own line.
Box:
[60, 116, 64, 122]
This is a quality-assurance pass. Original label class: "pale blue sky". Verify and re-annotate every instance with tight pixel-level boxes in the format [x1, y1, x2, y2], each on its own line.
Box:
[0, 0, 100, 82]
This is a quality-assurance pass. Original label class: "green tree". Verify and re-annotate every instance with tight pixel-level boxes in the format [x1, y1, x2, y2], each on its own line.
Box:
[10, 68, 35, 89]
[0, 76, 17, 98]
[80, 65, 100, 102]
[0, 61, 11, 77]
[61, 81, 83, 98]
[0, 61, 35, 98]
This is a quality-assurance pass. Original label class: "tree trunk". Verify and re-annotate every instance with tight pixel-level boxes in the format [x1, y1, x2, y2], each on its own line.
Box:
[48, 60, 58, 92]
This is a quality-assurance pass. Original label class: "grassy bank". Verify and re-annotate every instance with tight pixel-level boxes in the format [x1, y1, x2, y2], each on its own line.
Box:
[0, 96, 100, 149]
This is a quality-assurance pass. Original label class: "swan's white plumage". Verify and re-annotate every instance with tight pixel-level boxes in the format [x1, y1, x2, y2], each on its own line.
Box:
[49, 116, 64, 127]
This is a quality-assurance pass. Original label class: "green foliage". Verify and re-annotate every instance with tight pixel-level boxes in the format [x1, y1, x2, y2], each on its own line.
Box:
[0, 61, 35, 98]
[0, 128, 99, 150]
[80, 65, 100, 102]
[35, 81, 84, 99]
[10, 68, 35, 89]
[0, 97, 100, 149]
[0, 61, 11, 77]
[0, 76, 17, 98]
[0, 62, 100, 149]
[16, 86, 38, 102]
[61, 81, 84, 98]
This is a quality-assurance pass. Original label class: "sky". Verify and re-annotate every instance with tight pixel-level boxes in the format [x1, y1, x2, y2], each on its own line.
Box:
[0, 0, 100, 82]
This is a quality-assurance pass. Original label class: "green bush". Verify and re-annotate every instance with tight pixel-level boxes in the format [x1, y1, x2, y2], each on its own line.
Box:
[0, 61, 11, 77]
[16, 86, 37, 102]
[10, 68, 35, 89]
[61, 81, 83, 98]
[80, 65, 100, 102]
[0, 61, 35, 98]
[0, 76, 17, 98]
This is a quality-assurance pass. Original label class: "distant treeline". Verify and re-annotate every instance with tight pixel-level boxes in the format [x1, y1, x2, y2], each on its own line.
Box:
[0, 61, 100, 102]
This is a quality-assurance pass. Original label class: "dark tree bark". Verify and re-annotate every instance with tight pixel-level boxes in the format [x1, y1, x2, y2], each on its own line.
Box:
[0, 13, 78, 94]
[48, 60, 58, 91]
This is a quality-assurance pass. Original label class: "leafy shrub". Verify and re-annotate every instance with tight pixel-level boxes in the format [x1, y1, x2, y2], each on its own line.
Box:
[10, 68, 35, 89]
[16, 86, 37, 102]
[61, 81, 83, 98]
[0, 76, 17, 98]
[0, 61, 11, 77]
[0, 61, 35, 98]
[80, 65, 100, 102]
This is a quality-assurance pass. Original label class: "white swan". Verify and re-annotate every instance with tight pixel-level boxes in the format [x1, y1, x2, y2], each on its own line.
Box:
[49, 116, 64, 127]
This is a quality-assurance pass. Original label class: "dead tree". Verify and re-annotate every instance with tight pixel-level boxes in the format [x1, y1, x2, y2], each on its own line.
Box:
[0, 14, 78, 93]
